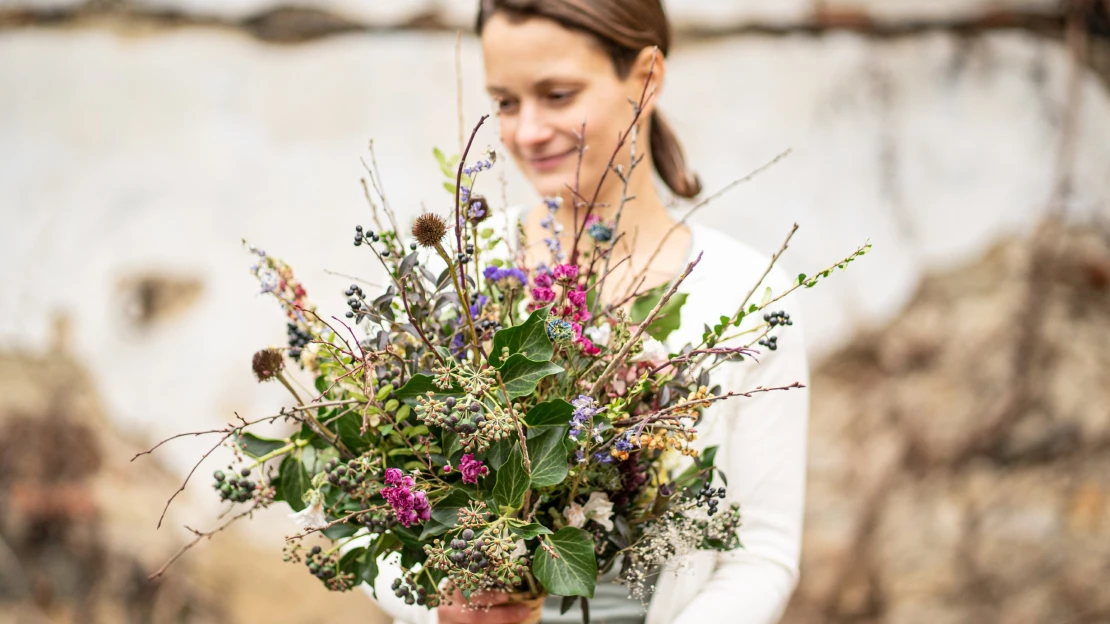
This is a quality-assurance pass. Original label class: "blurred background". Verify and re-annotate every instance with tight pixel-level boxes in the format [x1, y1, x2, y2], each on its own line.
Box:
[1, 0, 1109, 622]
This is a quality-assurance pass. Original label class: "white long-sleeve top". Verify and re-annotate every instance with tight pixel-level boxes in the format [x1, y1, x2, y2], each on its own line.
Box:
[363, 215, 810, 624]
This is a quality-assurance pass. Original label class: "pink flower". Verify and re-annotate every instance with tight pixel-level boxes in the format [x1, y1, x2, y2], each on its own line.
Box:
[380, 468, 431, 528]
[458, 454, 489, 485]
[567, 289, 587, 307]
[577, 336, 601, 356]
[553, 264, 579, 282]
[534, 272, 553, 288]
[532, 287, 555, 303]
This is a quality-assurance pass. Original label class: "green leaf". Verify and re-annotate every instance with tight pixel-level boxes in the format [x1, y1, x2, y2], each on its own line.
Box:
[523, 399, 573, 428]
[499, 355, 564, 400]
[485, 438, 512, 470]
[533, 528, 597, 598]
[359, 545, 380, 592]
[419, 490, 471, 539]
[443, 181, 457, 195]
[239, 432, 286, 459]
[334, 411, 371, 455]
[630, 288, 688, 342]
[278, 455, 310, 512]
[510, 522, 553, 540]
[324, 522, 359, 540]
[492, 445, 529, 510]
[526, 426, 569, 488]
[443, 429, 463, 461]
[395, 374, 462, 400]
[760, 286, 772, 307]
[490, 306, 553, 368]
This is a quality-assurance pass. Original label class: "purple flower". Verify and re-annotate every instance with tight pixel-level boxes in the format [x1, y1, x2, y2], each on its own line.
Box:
[483, 266, 501, 281]
[615, 438, 634, 453]
[593, 451, 613, 464]
[470, 294, 489, 319]
[380, 469, 431, 528]
[569, 395, 600, 438]
[458, 454, 489, 485]
[484, 265, 529, 288]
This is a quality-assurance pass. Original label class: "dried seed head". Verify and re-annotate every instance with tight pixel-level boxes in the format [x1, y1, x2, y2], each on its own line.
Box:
[412, 213, 448, 248]
[252, 348, 284, 382]
[466, 196, 491, 224]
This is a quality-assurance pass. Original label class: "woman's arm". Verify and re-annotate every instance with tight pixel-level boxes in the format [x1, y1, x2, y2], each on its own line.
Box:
[672, 292, 810, 624]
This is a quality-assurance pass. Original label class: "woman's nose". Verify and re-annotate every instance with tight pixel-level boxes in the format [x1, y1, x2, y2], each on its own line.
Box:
[515, 102, 555, 150]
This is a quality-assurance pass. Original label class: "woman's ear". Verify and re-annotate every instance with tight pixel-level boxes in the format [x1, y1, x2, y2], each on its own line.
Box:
[628, 46, 665, 116]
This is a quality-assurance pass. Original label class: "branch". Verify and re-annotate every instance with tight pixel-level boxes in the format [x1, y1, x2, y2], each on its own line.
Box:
[149, 504, 259, 580]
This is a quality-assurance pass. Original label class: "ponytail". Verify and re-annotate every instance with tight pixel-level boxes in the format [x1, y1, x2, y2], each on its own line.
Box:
[650, 110, 701, 199]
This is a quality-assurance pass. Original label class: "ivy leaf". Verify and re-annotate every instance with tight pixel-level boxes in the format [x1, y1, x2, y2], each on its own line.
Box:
[333, 410, 371, 455]
[485, 438, 513, 470]
[526, 426, 569, 488]
[492, 445, 529, 510]
[523, 399, 573, 429]
[499, 355, 564, 400]
[395, 374, 462, 400]
[490, 306, 553, 367]
[533, 528, 597, 598]
[238, 432, 286, 459]
[324, 522, 358, 540]
[278, 455, 310, 512]
[510, 522, 553, 540]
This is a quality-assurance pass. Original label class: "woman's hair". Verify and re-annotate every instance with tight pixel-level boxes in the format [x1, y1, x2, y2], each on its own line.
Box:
[477, 0, 702, 199]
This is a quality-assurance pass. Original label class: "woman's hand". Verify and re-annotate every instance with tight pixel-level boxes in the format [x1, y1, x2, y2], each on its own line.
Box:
[437, 589, 534, 624]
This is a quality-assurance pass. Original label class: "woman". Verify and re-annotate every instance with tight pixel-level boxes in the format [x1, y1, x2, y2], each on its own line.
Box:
[368, 1, 810, 622]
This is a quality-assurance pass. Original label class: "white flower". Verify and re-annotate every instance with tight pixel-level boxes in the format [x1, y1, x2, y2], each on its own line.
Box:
[584, 324, 611, 347]
[630, 336, 668, 366]
[289, 490, 327, 530]
[581, 491, 614, 532]
[564, 502, 586, 529]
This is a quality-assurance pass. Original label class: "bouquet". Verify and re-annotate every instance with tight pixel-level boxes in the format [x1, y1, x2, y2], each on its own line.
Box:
[140, 114, 868, 620]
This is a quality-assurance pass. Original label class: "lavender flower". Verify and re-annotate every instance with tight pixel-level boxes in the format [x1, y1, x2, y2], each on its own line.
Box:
[569, 395, 600, 438]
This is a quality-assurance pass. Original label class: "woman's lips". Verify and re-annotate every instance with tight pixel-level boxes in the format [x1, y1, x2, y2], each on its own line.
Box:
[528, 149, 575, 173]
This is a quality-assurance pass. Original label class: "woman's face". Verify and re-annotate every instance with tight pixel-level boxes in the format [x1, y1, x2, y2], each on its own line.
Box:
[482, 13, 651, 202]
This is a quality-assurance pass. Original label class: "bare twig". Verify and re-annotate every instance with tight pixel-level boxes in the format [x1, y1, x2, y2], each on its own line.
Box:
[589, 252, 703, 396]
[149, 504, 259, 580]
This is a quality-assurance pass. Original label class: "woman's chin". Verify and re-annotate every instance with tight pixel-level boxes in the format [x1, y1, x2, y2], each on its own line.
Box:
[527, 173, 575, 201]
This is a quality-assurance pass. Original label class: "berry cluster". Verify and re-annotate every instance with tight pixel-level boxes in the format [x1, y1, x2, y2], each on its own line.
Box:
[413, 394, 512, 454]
[390, 576, 429, 606]
[324, 457, 367, 494]
[353, 225, 380, 247]
[344, 283, 368, 320]
[287, 322, 312, 359]
[304, 545, 357, 591]
[757, 335, 779, 351]
[213, 467, 255, 503]
[696, 483, 727, 516]
[764, 310, 793, 327]
[447, 529, 489, 573]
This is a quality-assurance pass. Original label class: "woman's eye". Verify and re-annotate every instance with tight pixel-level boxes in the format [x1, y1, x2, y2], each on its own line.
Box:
[494, 98, 518, 113]
[547, 91, 575, 104]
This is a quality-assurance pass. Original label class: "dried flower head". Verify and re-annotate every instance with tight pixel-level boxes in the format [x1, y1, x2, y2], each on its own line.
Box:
[467, 196, 490, 224]
[412, 213, 448, 248]
[252, 348, 284, 382]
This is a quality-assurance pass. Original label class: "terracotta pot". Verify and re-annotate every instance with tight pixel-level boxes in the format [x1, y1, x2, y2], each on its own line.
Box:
[504, 591, 546, 624]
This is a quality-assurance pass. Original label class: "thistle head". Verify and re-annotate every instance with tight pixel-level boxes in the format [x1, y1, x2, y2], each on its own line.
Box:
[252, 348, 284, 382]
[412, 213, 448, 248]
